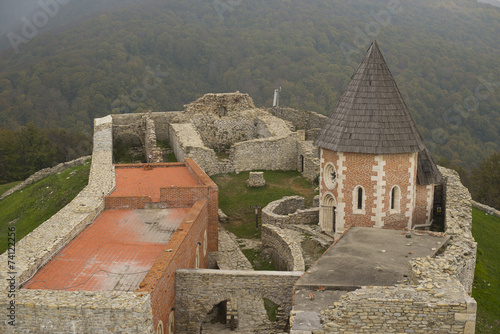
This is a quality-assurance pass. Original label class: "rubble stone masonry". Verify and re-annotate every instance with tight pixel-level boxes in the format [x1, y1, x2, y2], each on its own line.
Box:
[305, 166, 477, 334]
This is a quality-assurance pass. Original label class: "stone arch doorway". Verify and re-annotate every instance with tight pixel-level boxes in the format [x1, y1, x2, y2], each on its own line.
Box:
[320, 194, 337, 233]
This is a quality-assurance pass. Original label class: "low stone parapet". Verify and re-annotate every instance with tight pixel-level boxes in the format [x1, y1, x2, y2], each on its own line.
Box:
[262, 196, 319, 226]
[472, 200, 500, 218]
[262, 224, 305, 271]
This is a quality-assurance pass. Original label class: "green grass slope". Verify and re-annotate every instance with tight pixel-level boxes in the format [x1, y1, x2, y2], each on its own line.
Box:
[472, 207, 500, 334]
[0, 181, 22, 197]
[0, 162, 90, 254]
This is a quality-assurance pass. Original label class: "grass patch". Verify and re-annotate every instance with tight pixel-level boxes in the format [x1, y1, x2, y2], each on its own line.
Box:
[0, 181, 22, 197]
[263, 298, 279, 322]
[472, 208, 500, 334]
[157, 139, 177, 162]
[212, 171, 317, 239]
[0, 163, 90, 254]
[241, 248, 276, 271]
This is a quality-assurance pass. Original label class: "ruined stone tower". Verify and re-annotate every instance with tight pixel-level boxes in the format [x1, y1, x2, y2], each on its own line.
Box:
[315, 41, 441, 235]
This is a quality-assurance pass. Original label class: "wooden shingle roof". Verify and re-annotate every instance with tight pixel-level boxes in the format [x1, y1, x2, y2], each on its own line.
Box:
[417, 147, 442, 185]
[315, 41, 427, 154]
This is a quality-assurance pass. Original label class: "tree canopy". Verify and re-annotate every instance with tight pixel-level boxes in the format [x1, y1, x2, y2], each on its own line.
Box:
[0, 0, 499, 172]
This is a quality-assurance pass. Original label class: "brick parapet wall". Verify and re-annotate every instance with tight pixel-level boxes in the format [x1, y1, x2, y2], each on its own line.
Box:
[262, 196, 319, 227]
[185, 159, 219, 253]
[175, 269, 303, 334]
[138, 200, 209, 332]
[262, 224, 305, 271]
[307, 166, 477, 334]
[105, 196, 152, 210]
[160, 187, 209, 207]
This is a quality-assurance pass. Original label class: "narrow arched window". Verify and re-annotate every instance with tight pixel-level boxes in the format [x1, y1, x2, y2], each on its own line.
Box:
[357, 187, 363, 210]
[391, 186, 401, 212]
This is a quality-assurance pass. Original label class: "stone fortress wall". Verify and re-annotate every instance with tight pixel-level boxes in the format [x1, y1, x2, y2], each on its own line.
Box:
[291, 166, 478, 334]
[0, 116, 157, 333]
[175, 269, 303, 334]
[112, 92, 324, 180]
[0, 91, 482, 334]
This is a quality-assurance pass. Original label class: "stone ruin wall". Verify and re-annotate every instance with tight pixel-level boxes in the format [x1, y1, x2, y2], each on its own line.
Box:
[276, 107, 327, 137]
[174, 269, 303, 334]
[298, 140, 321, 182]
[262, 196, 319, 227]
[262, 224, 306, 272]
[0, 116, 157, 333]
[296, 166, 477, 334]
[111, 93, 323, 180]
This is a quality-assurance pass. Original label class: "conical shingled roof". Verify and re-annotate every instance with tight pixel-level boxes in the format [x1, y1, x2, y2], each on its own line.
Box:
[315, 41, 427, 154]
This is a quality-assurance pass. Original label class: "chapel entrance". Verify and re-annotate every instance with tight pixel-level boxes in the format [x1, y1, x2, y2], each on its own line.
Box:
[320, 194, 336, 233]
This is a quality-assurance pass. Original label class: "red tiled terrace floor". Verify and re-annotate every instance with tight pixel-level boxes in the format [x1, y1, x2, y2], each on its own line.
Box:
[23, 208, 189, 292]
[110, 165, 199, 202]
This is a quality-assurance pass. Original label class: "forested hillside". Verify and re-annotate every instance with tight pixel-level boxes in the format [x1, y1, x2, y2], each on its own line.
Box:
[0, 0, 499, 173]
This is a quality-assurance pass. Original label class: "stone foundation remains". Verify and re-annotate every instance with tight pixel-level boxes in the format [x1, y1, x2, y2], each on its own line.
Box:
[247, 172, 266, 187]
[262, 195, 319, 227]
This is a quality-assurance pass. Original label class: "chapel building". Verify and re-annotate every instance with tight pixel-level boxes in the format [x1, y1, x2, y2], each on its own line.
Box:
[314, 41, 441, 235]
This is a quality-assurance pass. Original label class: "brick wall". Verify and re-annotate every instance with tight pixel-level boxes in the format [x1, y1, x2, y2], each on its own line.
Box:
[185, 159, 219, 253]
[105, 196, 152, 209]
[138, 200, 209, 333]
[320, 149, 418, 231]
[415, 184, 434, 226]
[160, 186, 209, 207]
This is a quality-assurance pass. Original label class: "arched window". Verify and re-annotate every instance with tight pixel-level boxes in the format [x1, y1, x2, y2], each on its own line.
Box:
[391, 186, 401, 212]
[353, 186, 365, 214]
[357, 187, 363, 210]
